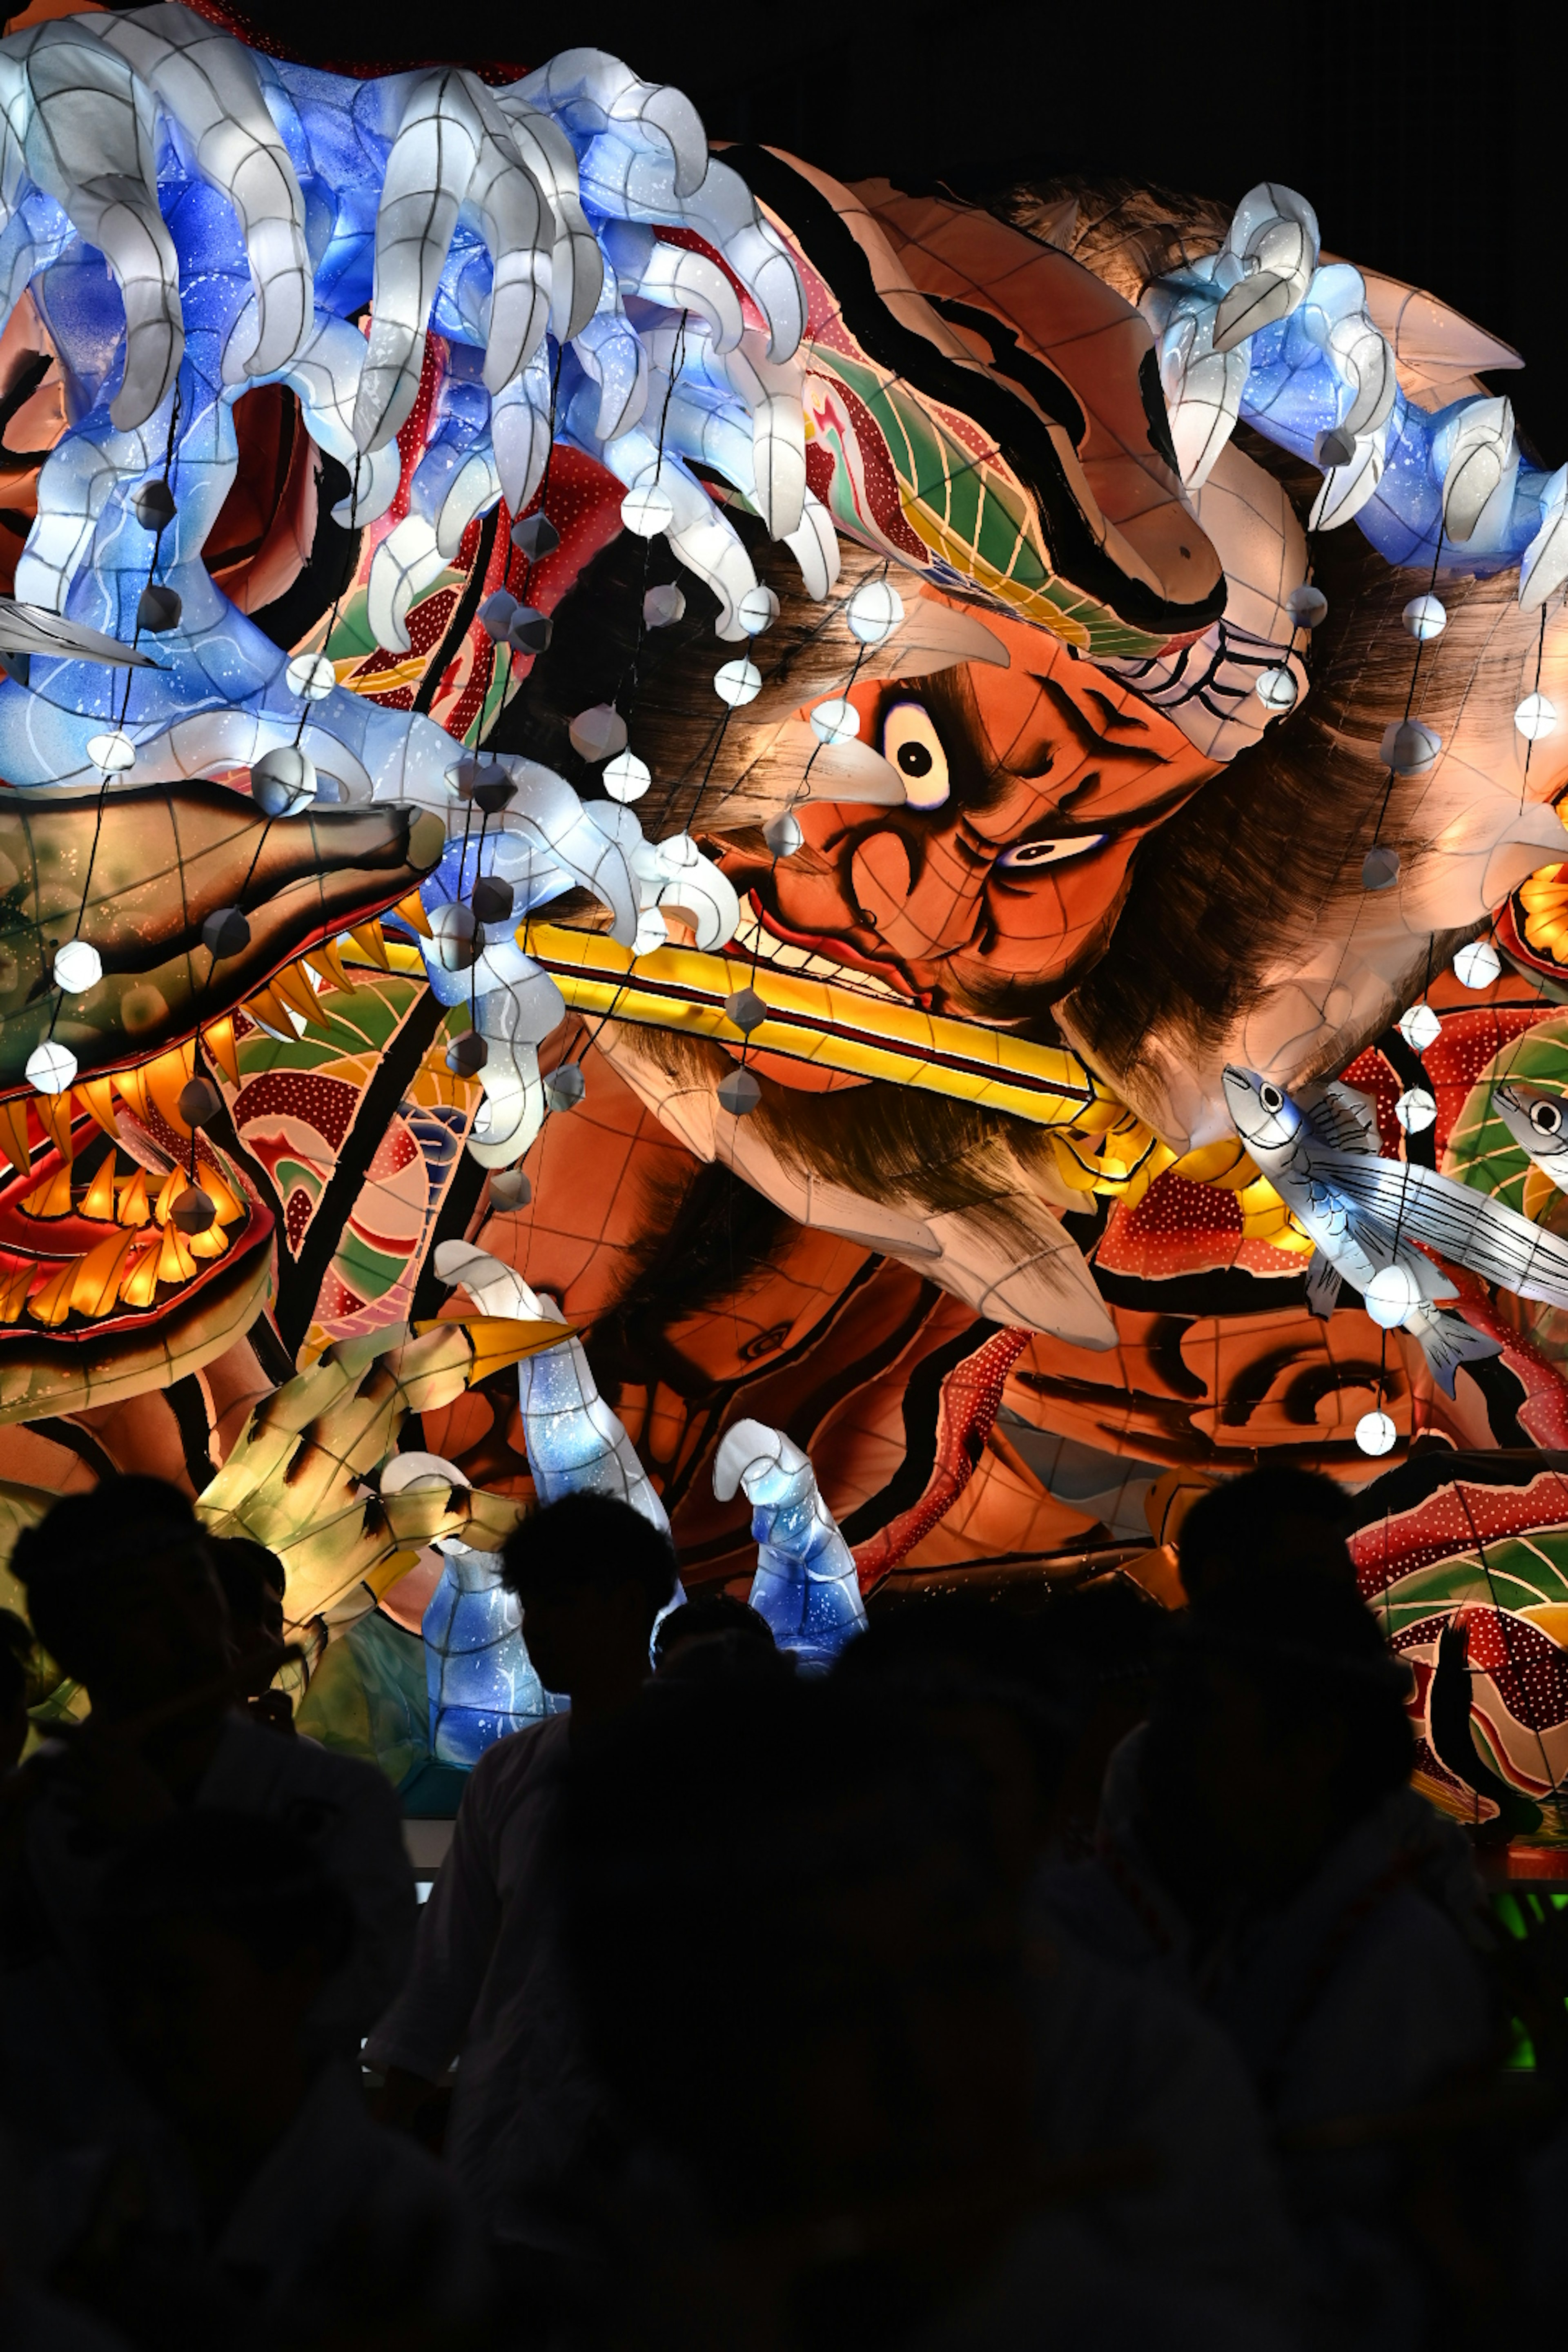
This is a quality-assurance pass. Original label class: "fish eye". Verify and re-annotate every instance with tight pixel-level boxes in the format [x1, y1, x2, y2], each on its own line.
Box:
[882, 700, 950, 811]
[996, 832, 1107, 871]
[1532, 1100, 1562, 1135]
[1260, 1082, 1284, 1113]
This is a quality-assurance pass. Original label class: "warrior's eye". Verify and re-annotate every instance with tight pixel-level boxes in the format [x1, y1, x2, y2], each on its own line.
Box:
[1260, 1082, 1284, 1113]
[996, 833, 1107, 871]
[882, 700, 949, 811]
[1532, 1100, 1562, 1135]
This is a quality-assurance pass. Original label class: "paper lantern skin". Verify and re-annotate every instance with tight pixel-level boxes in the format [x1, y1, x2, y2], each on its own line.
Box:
[11, 19, 1568, 1857]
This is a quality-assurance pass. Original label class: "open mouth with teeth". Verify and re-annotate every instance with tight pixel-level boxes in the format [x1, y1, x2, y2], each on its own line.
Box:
[0, 777, 448, 1419]
[733, 903, 917, 1006]
[0, 1041, 273, 1420]
[736, 899, 931, 1008]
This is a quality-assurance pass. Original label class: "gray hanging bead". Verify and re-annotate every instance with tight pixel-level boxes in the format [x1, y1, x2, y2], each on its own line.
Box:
[724, 987, 767, 1035]
[544, 1062, 585, 1112]
[136, 584, 182, 634]
[202, 906, 251, 958]
[511, 512, 560, 562]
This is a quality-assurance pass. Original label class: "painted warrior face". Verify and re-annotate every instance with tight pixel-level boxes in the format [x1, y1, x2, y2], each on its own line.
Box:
[717, 606, 1219, 1024]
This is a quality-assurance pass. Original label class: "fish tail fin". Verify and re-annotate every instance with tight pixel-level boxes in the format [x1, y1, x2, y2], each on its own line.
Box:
[1413, 1308, 1503, 1398]
[1305, 1249, 1341, 1320]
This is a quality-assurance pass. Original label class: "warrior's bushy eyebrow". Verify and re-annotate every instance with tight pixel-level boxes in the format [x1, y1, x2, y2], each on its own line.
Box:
[1010, 675, 1165, 773]
[1083, 687, 1158, 735]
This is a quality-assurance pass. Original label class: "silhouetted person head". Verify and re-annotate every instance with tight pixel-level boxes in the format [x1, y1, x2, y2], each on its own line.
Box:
[835, 1595, 1067, 1882]
[1143, 1568, 1414, 1908]
[565, 1677, 1030, 2323]
[11, 1478, 230, 1722]
[502, 1493, 678, 1724]
[1022, 1578, 1176, 1858]
[653, 1591, 785, 1682]
[208, 1538, 285, 1672]
[1178, 1466, 1355, 1608]
[0, 1607, 31, 1769]
[97, 1810, 352, 2187]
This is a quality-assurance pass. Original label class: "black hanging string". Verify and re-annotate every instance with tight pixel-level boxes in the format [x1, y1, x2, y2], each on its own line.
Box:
[44, 383, 185, 1060]
[1368, 532, 1446, 857]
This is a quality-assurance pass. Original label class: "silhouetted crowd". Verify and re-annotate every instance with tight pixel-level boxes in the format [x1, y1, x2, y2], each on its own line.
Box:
[1, 1466, 1565, 2350]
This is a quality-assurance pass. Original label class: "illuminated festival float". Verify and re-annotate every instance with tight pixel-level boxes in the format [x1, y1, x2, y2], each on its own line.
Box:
[6, 0, 1568, 1852]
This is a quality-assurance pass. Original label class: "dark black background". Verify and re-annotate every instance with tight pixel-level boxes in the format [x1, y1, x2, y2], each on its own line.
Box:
[93, 0, 1568, 456]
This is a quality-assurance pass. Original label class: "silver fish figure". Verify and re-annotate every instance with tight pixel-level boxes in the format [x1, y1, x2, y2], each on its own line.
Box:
[1222, 1066, 1512, 1395]
[1494, 1080, 1568, 1195]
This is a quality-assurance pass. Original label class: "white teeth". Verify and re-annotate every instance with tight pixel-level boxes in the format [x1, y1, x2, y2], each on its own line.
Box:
[731, 909, 903, 1002]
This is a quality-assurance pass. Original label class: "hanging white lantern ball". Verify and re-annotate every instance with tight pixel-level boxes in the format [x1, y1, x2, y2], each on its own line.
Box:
[488, 1166, 532, 1211]
[1256, 665, 1298, 714]
[1396, 1002, 1442, 1054]
[1363, 1263, 1423, 1329]
[51, 939, 101, 994]
[620, 482, 674, 539]
[286, 651, 336, 702]
[1394, 1087, 1437, 1134]
[1453, 938, 1501, 989]
[1516, 693, 1559, 742]
[1355, 1409, 1398, 1458]
[846, 579, 906, 646]
[568, 704, 628, 763]
[643, 583, 686, 630]
[714, 659, 762, 708]
[737, 584, 780, 636]
[1363, 846, 1401, 891]
[428, 899, 478, 973]
[86, 730, 135, 773]
[603, 751, 650, 803]
[717, 1067, 762, 1117]
[809, 696, 862, 746]
[763, 811, 803, 858]
[250, 744, 317, 817]
[26, 1039, 76, 1094]
[1286, 584, 1327, 630]
[1402, 594, 1448, 641]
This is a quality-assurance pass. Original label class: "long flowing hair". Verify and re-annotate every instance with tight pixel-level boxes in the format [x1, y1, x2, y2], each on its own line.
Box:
[498, 174, 1544, 1107]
